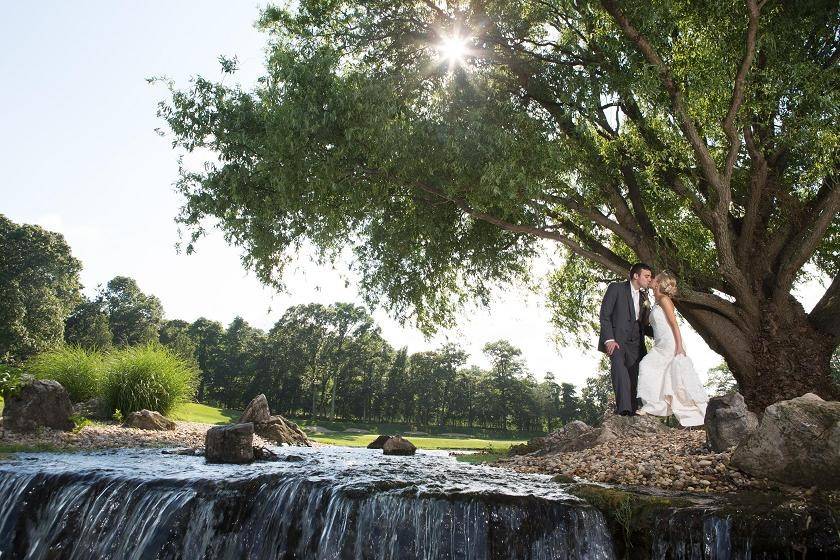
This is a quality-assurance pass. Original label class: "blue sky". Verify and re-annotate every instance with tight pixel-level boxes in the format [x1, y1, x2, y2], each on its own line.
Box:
[0, 1, 753, 385]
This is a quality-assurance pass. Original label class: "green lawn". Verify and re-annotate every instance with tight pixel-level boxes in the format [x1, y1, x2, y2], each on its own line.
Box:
[170, 402, 242, 425]
[309, 432, 523, 451]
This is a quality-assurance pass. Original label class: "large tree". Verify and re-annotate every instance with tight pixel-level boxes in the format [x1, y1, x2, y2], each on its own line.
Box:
[159, 0, 839, 410]
[0, 215, 81, 363]
[98, 276, 164, 347]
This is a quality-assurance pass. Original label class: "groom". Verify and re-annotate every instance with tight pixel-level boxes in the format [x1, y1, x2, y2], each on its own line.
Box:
[598, 263, 654, 416]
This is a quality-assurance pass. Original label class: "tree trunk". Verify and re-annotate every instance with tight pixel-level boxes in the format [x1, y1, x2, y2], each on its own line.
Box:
[681, 299, 838, 412]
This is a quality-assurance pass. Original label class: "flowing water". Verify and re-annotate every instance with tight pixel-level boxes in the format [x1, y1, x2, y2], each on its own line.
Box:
[0, 447, 835, 559]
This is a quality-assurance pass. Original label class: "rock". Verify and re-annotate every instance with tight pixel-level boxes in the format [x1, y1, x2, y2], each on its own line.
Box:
[238, 394, 272, 424]
[2, 379, 74, 432]
[74, 397, 110, 420]
[704, 393, 759, 451]
[124, 409, 176, 431]
[236, 395, 310, 446]
[383, 435, 416, 456]
[596, 412, 670, 444]
[256, 415, 311, 446]
[253, 445, 279, 461]
[205, 423, 254, 464]
[367, 435, 393, 449]
[731, 393, 840, 489]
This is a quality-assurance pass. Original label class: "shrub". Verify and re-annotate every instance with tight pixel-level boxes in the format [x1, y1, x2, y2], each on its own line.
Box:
[103, 344, 197, 415]
[26, 346, 104, 402]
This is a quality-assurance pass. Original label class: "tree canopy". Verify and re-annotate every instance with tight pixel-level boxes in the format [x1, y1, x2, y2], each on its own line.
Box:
[158, 0, 839, 409]
[0, 214, 82, 363]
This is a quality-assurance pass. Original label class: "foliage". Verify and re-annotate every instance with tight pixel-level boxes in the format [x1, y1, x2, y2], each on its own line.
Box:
[26, 345, 104, 402]
[0, 214, 82, 363]
[103, 344, 198, 415]
[0, 364, 23, 398]
[705, 362, 740, 396]
[156, 0, 840, 409]
[98, 276, 164, 347]
[64, 298, 112, 350]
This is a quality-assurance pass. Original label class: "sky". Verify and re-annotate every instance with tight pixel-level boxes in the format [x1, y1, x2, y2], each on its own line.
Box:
[1, 2, 825, 388]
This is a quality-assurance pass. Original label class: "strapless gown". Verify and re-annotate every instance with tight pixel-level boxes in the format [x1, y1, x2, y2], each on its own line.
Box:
[637, 304, 709, 426]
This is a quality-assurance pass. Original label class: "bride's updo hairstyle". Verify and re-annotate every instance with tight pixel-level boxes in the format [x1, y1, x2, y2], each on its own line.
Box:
[656, 271, 679, 297]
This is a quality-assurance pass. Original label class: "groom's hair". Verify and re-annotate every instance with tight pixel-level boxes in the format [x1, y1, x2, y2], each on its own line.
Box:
[628, 262, 653, 280]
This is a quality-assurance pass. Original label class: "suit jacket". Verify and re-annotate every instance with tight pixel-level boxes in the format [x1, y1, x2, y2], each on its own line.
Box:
[597, 281, 653, 354]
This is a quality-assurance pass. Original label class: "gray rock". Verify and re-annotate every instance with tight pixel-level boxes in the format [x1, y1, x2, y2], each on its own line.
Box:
[2, 379, 74, 432]
[256, 415, 311, 446]
[367, 435, 393, 449]
[704, 393, 758, 451]
[124, 409, 176, 431]
[205, 423, 255, 463]
[253, 445, 280, 461]
[238, 394, 272, 424]
[731, 393, 840, 489]
[595, 412, 670, 444]
[383, 435, 416, 456]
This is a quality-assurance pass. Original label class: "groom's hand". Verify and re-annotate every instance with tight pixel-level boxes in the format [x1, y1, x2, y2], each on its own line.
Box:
[605, 341, 620, 356]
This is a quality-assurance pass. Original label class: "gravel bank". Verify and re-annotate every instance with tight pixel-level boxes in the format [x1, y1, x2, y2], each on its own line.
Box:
[0, 421, 271, 451]
[496, 429, 778, 494]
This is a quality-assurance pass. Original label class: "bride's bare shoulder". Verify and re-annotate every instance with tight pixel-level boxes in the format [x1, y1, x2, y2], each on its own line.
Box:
[658, 295, 675, 311]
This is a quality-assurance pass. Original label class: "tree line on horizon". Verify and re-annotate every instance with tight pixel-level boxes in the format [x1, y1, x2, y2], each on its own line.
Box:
[1, 213, 612, 432]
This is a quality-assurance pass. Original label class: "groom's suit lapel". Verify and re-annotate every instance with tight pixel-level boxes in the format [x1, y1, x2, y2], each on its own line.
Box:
[624, 280, 634, 320]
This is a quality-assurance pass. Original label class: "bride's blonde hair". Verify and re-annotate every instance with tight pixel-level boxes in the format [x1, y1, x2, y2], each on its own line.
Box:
[656, 271, 678, 297]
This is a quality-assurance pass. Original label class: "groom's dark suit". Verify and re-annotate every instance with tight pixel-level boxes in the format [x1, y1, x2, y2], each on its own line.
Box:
[598, 281, 653, 414]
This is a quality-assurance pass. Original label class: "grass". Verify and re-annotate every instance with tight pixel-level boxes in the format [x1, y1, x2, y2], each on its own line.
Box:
[309, 432, 523, 451]
[290, 417, 541, 441]
[27, 346, 104, 402]
[103, 344, 198, 416]
[170, 402, 242, 425]
[455, 452, 507, 464]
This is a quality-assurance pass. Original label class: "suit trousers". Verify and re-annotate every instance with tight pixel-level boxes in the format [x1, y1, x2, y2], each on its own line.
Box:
[610, 339, 643, 414]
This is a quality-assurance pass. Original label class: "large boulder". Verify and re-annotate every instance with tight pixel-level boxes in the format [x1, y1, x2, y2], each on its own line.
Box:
[237, 395, 311, 446]
[704, 393, 758, 451]
[205, 423, 255, 463]
[383, 436, 416, 456]
[257, 416, 311, 446]
[511, 421, 599, 456]
[731, 393, 840, 489]
[2, 379, 74, 432]
[596, 412, 670, 444]
[238, 394, 272, 424]
[124, 409, 176, 431]
[367, 435, 393, 449]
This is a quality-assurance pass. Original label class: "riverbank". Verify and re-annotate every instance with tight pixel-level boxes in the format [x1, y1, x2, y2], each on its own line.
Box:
[496, 428, 791, 494]
[0, 420, 271, 453]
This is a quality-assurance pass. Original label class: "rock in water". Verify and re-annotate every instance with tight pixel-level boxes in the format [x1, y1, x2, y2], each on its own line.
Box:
[238, 394, 272, 424]
[2, 379, 74, 432]
[731, 393, 840, 489]
[704, 393, 758, 451]
[253, 446, 280, 461]
[124, 409, 177, 431]
[205, 423, 255, 463]
[367, 435, 393, 449]
[383, 436, 416, 456]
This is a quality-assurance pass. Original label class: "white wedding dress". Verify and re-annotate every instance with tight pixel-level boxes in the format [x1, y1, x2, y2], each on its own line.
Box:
[638, 303, 709, 426]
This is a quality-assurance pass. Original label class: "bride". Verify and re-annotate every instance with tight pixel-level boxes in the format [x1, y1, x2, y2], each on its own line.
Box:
[637, 271, 709, 426]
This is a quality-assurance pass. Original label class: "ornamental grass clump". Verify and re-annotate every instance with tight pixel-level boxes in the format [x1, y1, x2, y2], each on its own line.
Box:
[27, 345, 104, 402]
[104, 344, 197, 416]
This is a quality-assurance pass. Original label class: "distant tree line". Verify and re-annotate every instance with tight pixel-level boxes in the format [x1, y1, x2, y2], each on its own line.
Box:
[5, 214, 832, 432]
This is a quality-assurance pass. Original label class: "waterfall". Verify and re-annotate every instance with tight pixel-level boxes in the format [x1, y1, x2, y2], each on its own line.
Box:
[0, 448, 836, 559]
[0, 450, 614, 560]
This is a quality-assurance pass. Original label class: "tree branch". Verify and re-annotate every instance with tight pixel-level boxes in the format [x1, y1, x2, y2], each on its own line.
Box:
[808, 273, 840, 338]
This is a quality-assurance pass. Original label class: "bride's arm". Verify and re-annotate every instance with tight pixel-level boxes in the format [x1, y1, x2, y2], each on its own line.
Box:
[660, 297, 685, 355]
